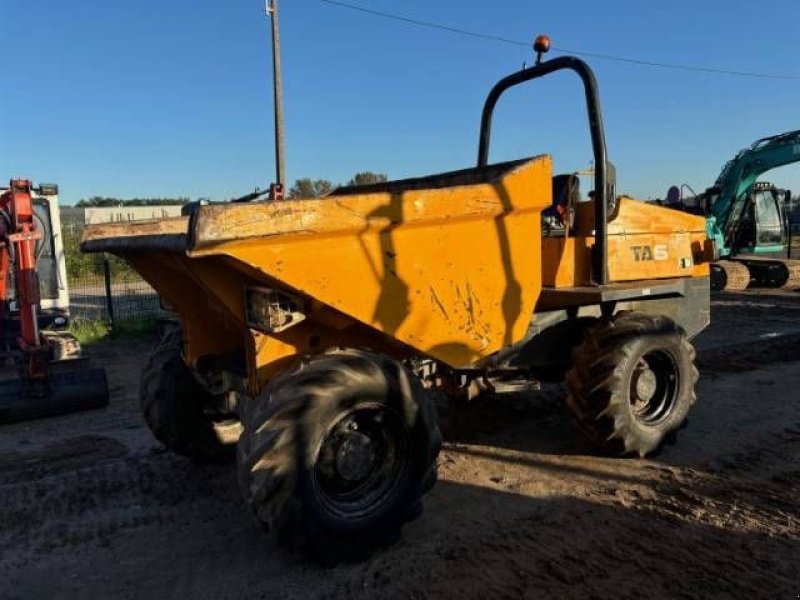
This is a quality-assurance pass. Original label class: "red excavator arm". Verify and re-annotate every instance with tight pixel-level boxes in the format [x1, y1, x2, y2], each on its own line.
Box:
[0, 179, 48, 379]
[0, 178, 54, 380]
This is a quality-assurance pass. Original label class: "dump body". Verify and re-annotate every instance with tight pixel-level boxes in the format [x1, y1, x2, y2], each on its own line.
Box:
[83, 157, 552, 392]
[82, 155, 709, 395]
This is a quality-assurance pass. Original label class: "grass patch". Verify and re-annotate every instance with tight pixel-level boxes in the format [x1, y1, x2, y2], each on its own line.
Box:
[70, 318, 159, 345]
[70, 319, 111, 345]
[112, 318, 159, 338]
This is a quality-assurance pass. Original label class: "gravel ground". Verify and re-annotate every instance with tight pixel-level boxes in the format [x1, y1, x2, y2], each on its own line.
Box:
[0, 289, 798, 599]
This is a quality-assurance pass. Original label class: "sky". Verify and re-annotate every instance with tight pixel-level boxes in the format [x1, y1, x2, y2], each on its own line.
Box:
[2, 0, 800, 205]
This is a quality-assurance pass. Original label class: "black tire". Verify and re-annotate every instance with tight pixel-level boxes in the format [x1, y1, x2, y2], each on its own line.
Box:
[565, 313, 698, 457]
[140, 329, 241, 461]
[237, 348, 441, 563]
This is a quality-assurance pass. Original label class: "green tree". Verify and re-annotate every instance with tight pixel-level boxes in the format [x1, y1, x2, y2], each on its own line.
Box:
[348, 172, 388, 186]
[76, 197, 120, 207]
[289, 178, 334, 198]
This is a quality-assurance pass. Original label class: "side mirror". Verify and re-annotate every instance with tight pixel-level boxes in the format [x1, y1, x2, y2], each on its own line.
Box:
[606, 160, 617, 215]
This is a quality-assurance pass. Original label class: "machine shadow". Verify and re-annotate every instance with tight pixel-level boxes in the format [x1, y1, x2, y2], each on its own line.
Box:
[490, 181, 524, 347]
[332, 478, 797, 599]
[147, 467, 795, 598]
[438, 384, 598, 458]
[365, 191, 410, 337]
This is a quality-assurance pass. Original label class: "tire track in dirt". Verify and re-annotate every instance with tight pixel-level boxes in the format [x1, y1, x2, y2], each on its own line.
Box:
[697, 332, 800, 374]
[321, 483, 798, 599]
[0, 444, 240, 568]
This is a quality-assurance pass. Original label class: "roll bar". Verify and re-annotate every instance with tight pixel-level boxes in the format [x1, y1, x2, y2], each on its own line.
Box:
[477, 55, 611, 285]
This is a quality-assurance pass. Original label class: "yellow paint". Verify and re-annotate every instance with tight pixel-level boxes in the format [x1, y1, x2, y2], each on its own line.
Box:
[542, 197, 710, 287]
[189, 156, 552, 370]
[81, 156, 709, 396]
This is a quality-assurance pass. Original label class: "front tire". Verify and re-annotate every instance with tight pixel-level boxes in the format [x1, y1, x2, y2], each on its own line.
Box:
[237, 348, 440, 563]
[565, 313, 698, 457]
[140, 329, 241, 461]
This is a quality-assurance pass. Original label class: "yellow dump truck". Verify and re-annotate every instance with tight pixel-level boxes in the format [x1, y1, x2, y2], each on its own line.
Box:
[82, 47, 711, 562]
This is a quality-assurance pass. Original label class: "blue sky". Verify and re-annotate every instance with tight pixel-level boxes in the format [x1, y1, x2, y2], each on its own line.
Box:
[3, 0, 800, 204]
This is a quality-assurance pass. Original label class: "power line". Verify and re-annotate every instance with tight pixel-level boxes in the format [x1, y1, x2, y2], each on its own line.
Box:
[319, 0, 800, 81]
[321, 0, 528, 48]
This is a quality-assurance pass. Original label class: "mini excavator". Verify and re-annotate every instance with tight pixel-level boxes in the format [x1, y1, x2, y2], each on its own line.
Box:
[0, 179, 108, 423]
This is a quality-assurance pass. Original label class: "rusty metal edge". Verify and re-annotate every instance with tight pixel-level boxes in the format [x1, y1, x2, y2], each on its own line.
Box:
[81, 234, 188, 254]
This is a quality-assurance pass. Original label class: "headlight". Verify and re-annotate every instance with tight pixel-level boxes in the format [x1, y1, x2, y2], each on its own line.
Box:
[245, 286, 306, 333]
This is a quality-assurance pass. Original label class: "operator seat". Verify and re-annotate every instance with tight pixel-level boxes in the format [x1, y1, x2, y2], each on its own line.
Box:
[544, 173, 580, 231]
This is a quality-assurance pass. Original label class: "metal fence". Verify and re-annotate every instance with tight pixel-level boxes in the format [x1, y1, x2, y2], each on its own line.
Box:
[63, 221, 165, 324]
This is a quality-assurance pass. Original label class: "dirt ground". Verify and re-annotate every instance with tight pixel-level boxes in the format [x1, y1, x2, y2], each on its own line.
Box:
[1, 290, 799, 599]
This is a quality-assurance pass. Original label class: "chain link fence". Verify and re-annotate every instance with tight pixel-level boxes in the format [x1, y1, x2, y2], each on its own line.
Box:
[63, 221, 165, 325]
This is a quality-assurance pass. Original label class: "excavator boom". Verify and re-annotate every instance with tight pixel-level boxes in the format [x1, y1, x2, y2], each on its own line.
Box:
[1, 180, 47, 377]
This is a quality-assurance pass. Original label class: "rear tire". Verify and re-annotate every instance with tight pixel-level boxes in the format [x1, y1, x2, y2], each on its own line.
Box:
[565, 313, 698, 457]
[237, 348, 440, 563]
[140, 329, 241, 461]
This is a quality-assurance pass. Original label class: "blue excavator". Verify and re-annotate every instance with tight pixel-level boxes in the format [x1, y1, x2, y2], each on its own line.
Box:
[682, 129, 800, 290]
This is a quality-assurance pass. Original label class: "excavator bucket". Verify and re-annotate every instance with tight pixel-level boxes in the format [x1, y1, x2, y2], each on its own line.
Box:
[0, 359, 108, 424]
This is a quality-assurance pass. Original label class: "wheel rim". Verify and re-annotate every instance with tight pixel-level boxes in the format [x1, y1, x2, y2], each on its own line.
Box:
[313, 405, 410, 519]
[629, 350, 679, 425]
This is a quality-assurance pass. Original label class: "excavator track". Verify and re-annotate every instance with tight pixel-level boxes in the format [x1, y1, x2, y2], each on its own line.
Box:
[785, 262, 800, 289]
[733, 257, 800, 290]
[710, 260, 750, 291]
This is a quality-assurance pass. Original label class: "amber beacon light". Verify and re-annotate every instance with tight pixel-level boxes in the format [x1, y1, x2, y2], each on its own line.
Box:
[533, 34, 551, 64]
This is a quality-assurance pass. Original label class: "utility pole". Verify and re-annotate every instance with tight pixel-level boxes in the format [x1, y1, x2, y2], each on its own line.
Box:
[266, 0, 286, 189]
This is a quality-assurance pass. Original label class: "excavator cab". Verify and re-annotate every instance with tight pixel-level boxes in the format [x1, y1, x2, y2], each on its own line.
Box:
[732, 183, 790, 255]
